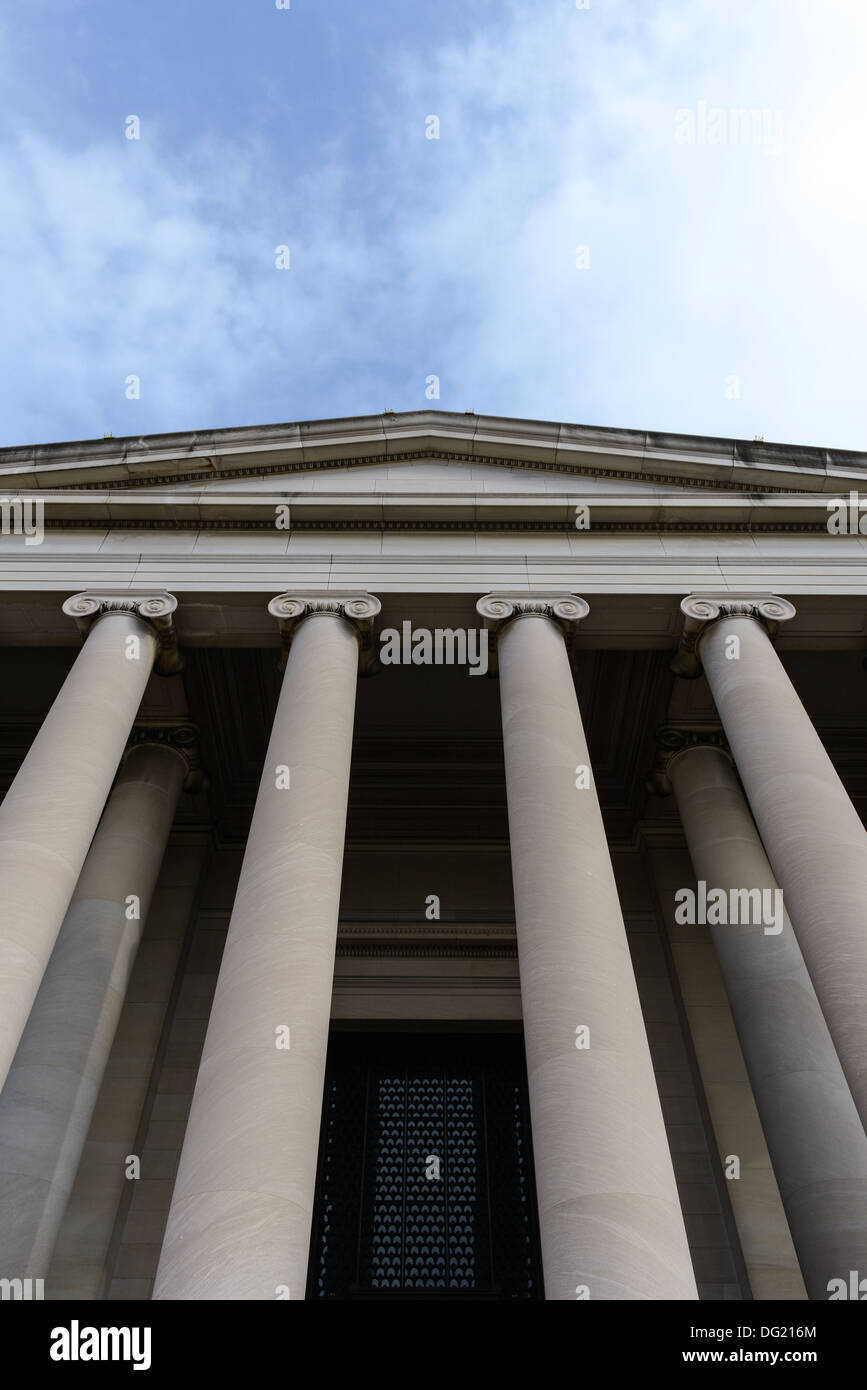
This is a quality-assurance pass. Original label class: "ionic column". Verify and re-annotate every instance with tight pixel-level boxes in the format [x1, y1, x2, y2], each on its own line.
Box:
[653, 729, 867, 1300]
[477, 594, 697, 1301]
[0, 591, 180, 1094]
[674, 595, 867, 1128]
[0, 725, 199, 1279]
[154, 592, 380, 1301]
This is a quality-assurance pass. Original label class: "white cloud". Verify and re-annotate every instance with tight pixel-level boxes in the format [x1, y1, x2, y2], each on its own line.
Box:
[0, 124, 381, 442]
[372, 0, 867, 444]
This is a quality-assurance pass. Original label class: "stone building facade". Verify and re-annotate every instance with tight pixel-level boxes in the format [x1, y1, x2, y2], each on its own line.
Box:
[0, 410, 865, 1301]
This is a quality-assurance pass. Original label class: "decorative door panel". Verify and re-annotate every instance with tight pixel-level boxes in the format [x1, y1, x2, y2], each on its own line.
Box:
[307, 1032, 542, 1299]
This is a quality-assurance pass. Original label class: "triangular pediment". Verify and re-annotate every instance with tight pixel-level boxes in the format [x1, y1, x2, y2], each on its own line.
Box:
[1, 411, 864, 502]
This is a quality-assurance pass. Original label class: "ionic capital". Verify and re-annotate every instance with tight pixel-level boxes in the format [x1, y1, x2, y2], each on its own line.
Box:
[476, 593, 590, 642]
[62, 590, 182, 675]
[648, 724, 734, 796]
[124, 721, 206, 793]
[267, 592, 382, 672]
[670, 593, 796, 678]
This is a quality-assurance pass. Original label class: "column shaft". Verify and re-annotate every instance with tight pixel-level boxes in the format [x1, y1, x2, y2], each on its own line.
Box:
[0, 608, 163, 1091]
[698, 612, 867, 1126]
[0, 740, 187, 1278]
[491, 603, 696, 1300]
[668, 742, 867, 1300]
[154, 609, 363, 1300]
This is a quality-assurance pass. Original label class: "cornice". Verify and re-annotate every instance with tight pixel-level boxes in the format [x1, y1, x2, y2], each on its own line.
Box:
[10, 479, 861, 535]
[335, 942, 518, 959]
[36, 450, 804, 494]
[336, 922, 516, 938]
[190, 912, 519, 960]
[3, 407, 867, 495]
[336, 928, 518, 961]
[37, 515, 845, 534]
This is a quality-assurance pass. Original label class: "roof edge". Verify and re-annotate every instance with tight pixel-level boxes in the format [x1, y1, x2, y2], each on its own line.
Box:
[0, 409, 864, 493]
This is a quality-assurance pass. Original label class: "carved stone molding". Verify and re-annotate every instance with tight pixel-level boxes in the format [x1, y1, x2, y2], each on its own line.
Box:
[125, 721, 207, 793]
[477, 592, 589, 635]
[267, 591, 382, 673]
[670, 592, 796, 678]
[335, 941, 518, 960]
[62, 590, 182, 675]
[647, 723, 733, 796]
[64, 445, 805, 495]
[475, 594, 590, 676]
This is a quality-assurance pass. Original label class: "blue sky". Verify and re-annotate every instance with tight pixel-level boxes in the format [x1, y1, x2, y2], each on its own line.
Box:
[0, 0, 864, 450]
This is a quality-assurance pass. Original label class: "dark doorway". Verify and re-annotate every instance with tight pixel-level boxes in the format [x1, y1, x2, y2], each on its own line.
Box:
[306, 1031, 543, 1299]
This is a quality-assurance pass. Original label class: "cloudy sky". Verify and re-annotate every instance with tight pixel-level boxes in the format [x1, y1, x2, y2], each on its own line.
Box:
[0, 0, 864, 449]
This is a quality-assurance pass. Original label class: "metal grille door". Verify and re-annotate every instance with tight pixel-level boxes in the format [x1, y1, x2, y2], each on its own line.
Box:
[307, 1033, 542, 1299]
